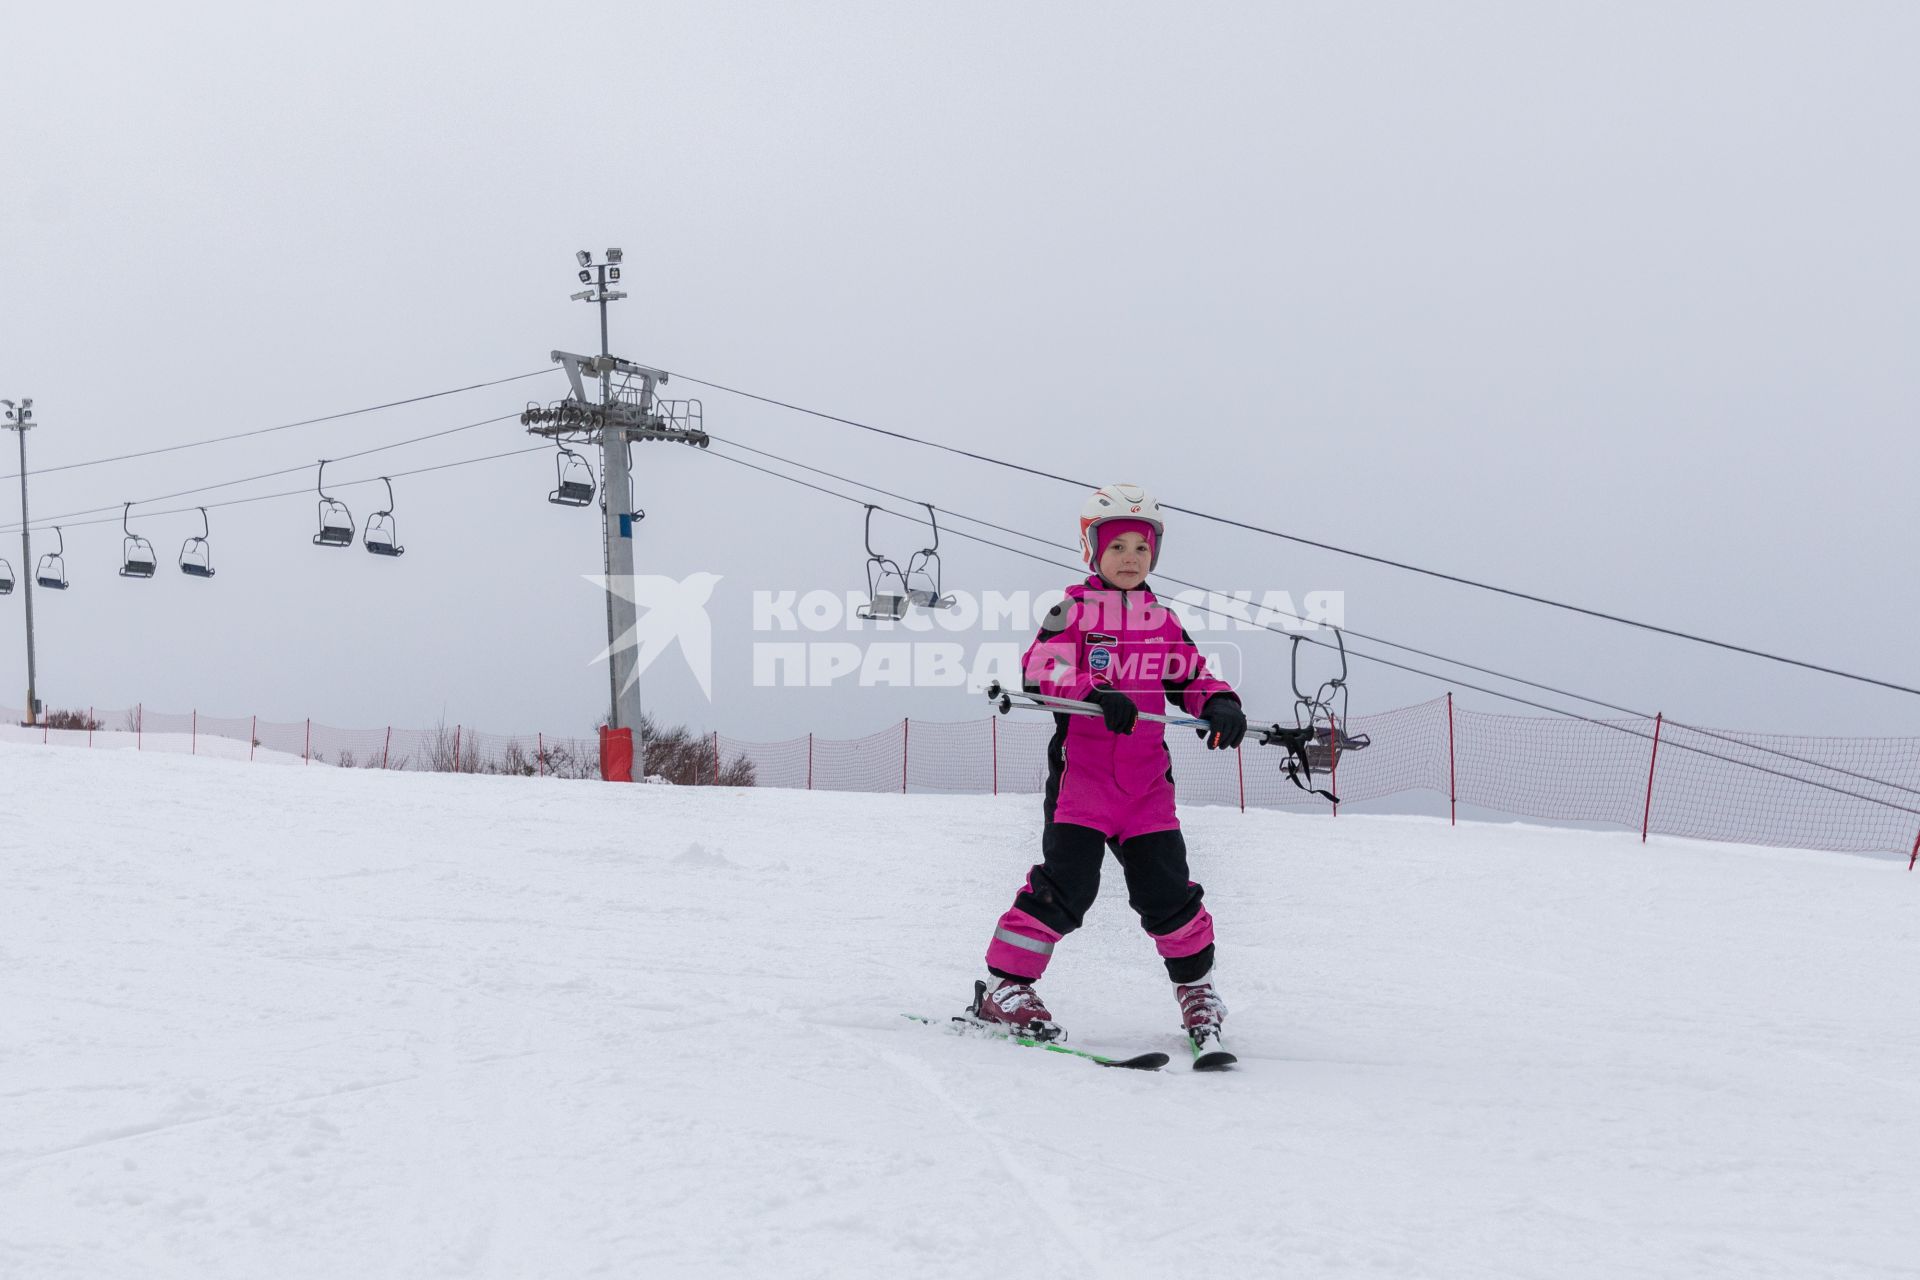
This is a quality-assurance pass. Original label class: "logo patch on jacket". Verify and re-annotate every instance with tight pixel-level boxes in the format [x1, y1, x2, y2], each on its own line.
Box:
[1088, 646, 1113, 672]
[1087, 633, 1119, 646]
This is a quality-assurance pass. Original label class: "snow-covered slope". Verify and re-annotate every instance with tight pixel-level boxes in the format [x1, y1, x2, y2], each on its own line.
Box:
[2, 741, 1915, 1279]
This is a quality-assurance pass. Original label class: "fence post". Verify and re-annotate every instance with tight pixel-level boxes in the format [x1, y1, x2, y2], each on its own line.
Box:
[88, 707, 94, 749]
[304, 718, 310, 765]
[453, 725, 462, 773]
[1328, 711, 1339, 817]
[1907, 828, 1917, 872]
[1237, 744, 1246, 813]
[807, 733, 814, 790]
[901, 718, 909, 795]
[383, 727, 392, 770]
[138, 704, 143, 751]
[192, 710, 198, 756]
[538, 732, 545, 778]
[1641, 712, 1664, 843]
[1447, 692, 1457, 827]
[991, 715, 998, 797]
[250, 715, 256, 763]
[712, 731, 720, 785]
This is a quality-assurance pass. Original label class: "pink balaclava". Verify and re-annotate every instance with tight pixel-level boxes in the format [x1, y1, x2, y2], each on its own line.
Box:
[1092, 518, 1157, 568]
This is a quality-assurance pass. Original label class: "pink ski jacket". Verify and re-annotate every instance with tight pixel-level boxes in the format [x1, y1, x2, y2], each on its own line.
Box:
[1021, 576, 1237, 800]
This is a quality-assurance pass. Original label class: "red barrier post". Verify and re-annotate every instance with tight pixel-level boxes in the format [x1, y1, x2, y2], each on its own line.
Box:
[991, 716, 998, 797]
[1447, 692, 1457, 827]
[382, 727, 392, 770]
[901, 718, 909, 795]
[598, 726, 635, 782]
[1237, 744, 1246, 813]
[1908, 828, 1918, 871]
[1641, 712, 1664, 843]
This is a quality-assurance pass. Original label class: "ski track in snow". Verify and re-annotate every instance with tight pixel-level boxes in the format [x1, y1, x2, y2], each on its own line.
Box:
[1, 740, 1917, 1279]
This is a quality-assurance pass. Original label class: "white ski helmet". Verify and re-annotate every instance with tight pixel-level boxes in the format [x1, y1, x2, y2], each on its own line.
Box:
[1079, 482, 1165, 569]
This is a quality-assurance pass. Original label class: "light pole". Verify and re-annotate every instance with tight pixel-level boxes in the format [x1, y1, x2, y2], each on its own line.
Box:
[525, 249, 707, 762]
[570, 249, 641, 739]
[2, 398, 40, 726]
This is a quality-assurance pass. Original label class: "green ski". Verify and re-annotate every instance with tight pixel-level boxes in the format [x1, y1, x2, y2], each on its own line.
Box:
[902, 1014, 1169, 1071]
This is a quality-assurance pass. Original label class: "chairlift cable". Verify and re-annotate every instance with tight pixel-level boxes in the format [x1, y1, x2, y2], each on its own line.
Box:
[678, 372, 1918, 698]
[712, 437, 1920, 803]
[0, 370, 559, 483]
[12, 444, 551, 532]
[700, 446, 1920, 820]
[0, 411, 523, 533]
[705, 439, 1920, 806]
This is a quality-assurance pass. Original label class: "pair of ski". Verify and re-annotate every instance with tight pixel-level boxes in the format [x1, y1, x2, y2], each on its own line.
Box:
[904, 994, 1235, 1072]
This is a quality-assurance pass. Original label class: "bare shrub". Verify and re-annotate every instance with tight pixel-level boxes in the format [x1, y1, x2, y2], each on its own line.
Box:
[636, 713, 756, 787]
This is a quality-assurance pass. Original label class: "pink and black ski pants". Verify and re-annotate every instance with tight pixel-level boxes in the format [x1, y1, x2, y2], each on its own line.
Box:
[987, 821, 1216, 987]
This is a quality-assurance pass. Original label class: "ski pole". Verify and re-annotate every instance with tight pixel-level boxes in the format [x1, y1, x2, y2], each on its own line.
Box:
[983, 680, 1346, 802]
[984, 680, 1208, 728]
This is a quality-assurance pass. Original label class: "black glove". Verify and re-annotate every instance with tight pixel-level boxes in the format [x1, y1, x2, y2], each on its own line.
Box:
[1197, 695, 1247, 750]
[1086, 687, 1139, 735]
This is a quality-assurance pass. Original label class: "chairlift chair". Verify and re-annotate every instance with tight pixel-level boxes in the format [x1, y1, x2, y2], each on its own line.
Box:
[119, 503, 158, 579]
[0, 558, 13, 595]
[179, 507, 215, 578]
[363, 477, 404, 557]
[549, 445, 596, 507]
[903, 504, 956, 610]
[313, 460, 355, 547]
[1290, 628, 1372, 770]
[854, 505, 911, 622]
[36, 526, 70, 590]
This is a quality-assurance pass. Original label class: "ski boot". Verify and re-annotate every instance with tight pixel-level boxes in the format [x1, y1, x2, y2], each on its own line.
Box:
[965, 978, 1066, 1043]
[1177, 981, 1237, 1071]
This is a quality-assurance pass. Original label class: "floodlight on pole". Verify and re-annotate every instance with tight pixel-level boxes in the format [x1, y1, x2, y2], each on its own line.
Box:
[606, 247, 623, 264]
[576, 250, 592, 267]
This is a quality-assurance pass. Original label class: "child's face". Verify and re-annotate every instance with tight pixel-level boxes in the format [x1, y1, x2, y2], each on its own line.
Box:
[1098, 531, 1152, 588]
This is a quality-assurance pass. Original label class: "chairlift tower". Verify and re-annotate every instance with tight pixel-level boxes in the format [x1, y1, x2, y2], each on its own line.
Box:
[522, 249, 709, 744]
[2, 397, 41, 726]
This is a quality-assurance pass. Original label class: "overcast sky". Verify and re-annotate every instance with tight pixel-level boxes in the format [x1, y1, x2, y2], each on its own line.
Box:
[2, 2, 1915, 749]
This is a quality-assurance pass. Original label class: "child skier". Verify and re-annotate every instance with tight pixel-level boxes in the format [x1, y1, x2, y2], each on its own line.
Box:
[971, 482, 1248, 1063]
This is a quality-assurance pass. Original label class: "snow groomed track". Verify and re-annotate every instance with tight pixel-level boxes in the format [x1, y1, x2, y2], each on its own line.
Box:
[3, 741, 1915, 1278]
